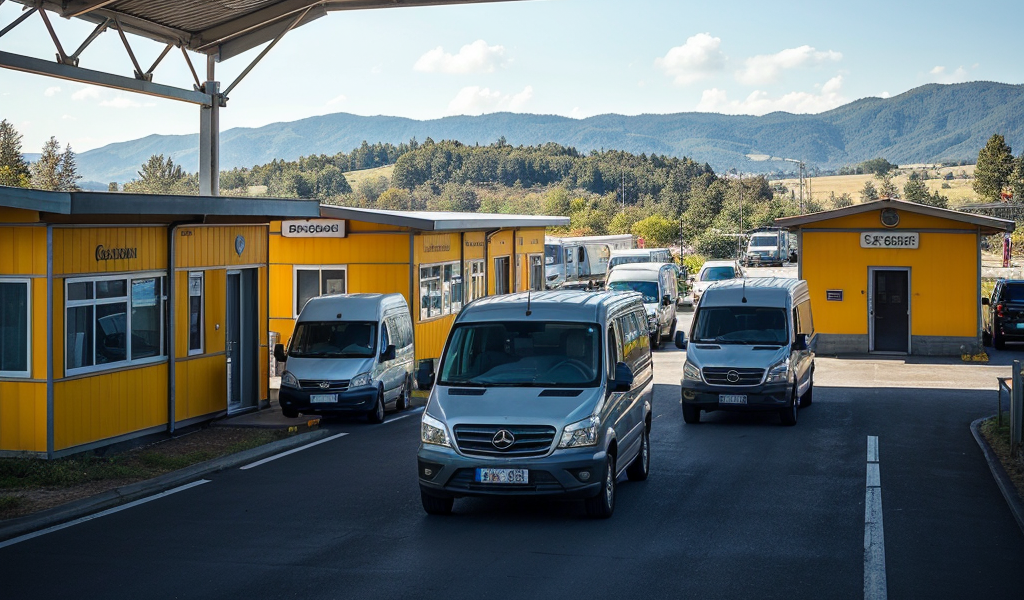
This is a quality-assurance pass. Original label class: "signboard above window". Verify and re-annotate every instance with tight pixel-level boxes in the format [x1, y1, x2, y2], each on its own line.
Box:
[281, 219, 346, 238]
[860, 232, 919, 249]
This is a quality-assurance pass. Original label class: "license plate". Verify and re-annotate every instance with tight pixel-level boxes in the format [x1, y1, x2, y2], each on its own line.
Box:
[1016, 323, 1024, 330]
[310, 394, 337, 404]
[475, 468, 529, 484]
[719, 394, 747, 405]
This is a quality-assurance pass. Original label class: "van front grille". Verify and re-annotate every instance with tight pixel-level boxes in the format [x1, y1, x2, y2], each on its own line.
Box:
[701, 367, 765, 386]
[299, 379, 350, 392]
[453, 424, 557, 458]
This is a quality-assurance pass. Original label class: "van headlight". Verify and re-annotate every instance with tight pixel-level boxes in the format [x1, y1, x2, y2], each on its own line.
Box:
[766, 362, 790, 383]
[683, 361, 702, 382]
[350, 372, 372, 388]
[421, 413, 451, 447]
[558, 415, 599, 448]
[281, 371, 299, 389]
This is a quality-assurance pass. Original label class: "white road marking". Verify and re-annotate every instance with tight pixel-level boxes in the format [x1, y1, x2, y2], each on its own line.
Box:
[864, 435, 887, 600]
[0, 479, 211, 550]
[240, 432, 348, 470]
[384, 407, 424, 424]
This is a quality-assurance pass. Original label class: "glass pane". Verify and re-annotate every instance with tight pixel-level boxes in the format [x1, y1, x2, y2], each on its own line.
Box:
[0, 282, 29, 373]
[96, 279, 127, 299]
[66, 305, 94, 369]
[95, 302, 127, 365]
[67, 281, 93, 301]
[322, 270, 346, 295]
[131, 278, 161, 360]
[290, 321, 377, 358]
[188, 275, 202, 297]
[420, 281, 430, 321]
[189, 295, 202, 351]
[296, 270, 319, 315]
[451, 263, 463, 311]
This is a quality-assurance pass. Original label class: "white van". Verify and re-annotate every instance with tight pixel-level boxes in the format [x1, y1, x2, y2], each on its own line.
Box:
[606, 263, 678, 349]
[274, 293, 415, 423]
[607, 248, 673, 271]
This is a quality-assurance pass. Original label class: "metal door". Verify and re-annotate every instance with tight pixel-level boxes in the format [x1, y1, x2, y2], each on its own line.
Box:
[871, 269, 910, 353]
[226, 269, 259, 414]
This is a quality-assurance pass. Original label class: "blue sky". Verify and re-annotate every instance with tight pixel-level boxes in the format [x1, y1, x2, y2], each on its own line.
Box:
[0, 0, 1021, 154]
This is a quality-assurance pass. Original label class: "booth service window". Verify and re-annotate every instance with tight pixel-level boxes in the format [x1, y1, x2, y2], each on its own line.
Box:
[0, 279, 30, 378]
[188, 272, 204, 355]
[466, 260, 486, 303]
[295, 265, 347, 316]
[420, 261, 463, 321]
[65, 274, 167, 375]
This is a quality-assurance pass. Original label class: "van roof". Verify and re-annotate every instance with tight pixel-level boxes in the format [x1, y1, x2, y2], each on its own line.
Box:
[698, 277, 808, 308]
[610, 248, 669, 256]
[607, 263, 673, 281]
[457, 291, 643, 324]
[297, 293, 407, 322]
[700, 260, 739, 269]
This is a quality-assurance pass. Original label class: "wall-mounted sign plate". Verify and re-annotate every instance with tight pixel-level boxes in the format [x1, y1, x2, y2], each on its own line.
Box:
[826, 289, 844, 301]
[281, 219, 347, 238]
[860, 231, 919, 249]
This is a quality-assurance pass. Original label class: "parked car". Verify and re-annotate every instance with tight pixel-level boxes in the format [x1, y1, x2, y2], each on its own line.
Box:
[275, 293, 415, 423]
[676, 278, 816, 426]
[416, 290, 654, 518]
[691, 260, 745, 305]
[606, 263, 679, 350]
[982, 279, 1024, 350]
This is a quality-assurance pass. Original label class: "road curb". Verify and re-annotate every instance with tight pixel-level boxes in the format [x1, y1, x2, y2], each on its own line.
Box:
[970, 416, 1024, 537]
[0, 428, 331, 543]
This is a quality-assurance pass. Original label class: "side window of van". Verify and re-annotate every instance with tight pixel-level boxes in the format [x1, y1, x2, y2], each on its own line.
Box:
[381, 320, 391, 350]
[402, 315, 413, 347]
[797, 300, 814, 336]
[608, 324, 622, 368]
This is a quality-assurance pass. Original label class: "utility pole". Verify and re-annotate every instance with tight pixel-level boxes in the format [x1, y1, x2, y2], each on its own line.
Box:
[621, 169, 625, 210]
[738, 173, 744, 257]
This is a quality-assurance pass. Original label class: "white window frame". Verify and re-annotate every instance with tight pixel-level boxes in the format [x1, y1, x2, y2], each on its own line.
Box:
[293, 264, 348, 318]
[0, 277, 31, 378]
[466, 259, 486, 304]
[419, 260, 463, 322]
[187, 271, 204, 356]
[64, 272, 167, 377]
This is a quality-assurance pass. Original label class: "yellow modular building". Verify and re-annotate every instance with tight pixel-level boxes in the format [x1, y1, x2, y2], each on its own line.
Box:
[0, 187, 319, 458]
[269, 206, 569, 366]
[776, 198, 1013, 355]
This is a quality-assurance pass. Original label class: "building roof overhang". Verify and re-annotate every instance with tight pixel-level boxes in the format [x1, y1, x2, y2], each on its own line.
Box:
[317, 205, 570, 231]
[774, 198, 1015, 235]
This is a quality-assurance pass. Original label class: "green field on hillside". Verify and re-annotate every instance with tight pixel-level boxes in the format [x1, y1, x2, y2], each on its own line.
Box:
[778, 165, 978, 207]
[344, 165, 395, 190]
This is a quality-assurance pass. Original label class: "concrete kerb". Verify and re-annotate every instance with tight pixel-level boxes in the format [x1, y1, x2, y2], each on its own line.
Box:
[0, 428, 331, 543]
[971, 416, 1024, 536]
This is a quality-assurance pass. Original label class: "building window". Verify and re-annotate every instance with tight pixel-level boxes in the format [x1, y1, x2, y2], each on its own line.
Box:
[0, 279, 30, 378]
[65, 273, 167, 375]
[466, 260, 486, 303]
[294, 265, 347, 316]
[188, 272, 203, 355]
[419, 260, 464, 321]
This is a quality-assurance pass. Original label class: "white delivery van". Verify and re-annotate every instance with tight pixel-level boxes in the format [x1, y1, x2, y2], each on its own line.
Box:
[606, 263, 678, 349]
[607, 248, 673, 271]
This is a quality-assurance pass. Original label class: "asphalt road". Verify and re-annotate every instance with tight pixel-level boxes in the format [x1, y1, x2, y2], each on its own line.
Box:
[2, 311, 1023, 599]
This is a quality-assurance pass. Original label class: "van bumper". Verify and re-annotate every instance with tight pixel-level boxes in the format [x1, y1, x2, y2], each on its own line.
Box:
[279, 386, 378, 415]
[417, 445, 606, 499]
[680, 380, 793, 412]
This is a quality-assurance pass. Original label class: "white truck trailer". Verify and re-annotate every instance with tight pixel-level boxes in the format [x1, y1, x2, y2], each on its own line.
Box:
[544, 234, 634, 288]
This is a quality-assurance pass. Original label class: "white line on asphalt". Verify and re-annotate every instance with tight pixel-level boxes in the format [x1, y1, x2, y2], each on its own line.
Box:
[239, 432, 348, 470]
[864, 435, 887, 600]
[384, 407, 424, 425]
[0, 479, 211, 550]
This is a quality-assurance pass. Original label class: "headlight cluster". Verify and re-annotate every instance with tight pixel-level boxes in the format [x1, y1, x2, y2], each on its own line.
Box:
[281, 371, 299, 389]
[349, 372, 372, 388]
[683, 361, 702, 382]
[421, 413, 451, 447]
[558, 415, 599, 448]
[766, 362, 790, 383]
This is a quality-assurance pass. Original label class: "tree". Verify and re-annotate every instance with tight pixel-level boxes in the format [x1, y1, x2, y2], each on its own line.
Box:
[631, 215, 678, 247]
[860, 181, 879, 202]
[123, 154, 196, 195]
[31, 136, 79, 191]
[0, 119, 30, 188]
[858, 158, 896, 176]
[1011, 152, 1024, 202]
[832, 192, 854, 208]
[903, 178, 930, 203]
[376, 188, 413, 210]
[876, 173, 899, 199]
[974, 134, 1015, 201]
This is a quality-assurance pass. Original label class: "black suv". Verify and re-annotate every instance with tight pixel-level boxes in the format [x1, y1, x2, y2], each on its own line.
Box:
[983, 280, 1024, 349]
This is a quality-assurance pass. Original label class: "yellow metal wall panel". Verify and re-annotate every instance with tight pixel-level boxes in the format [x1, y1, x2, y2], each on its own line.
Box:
[270, 318, 296, 347]
[269, 233, 410, 266]
[811, 211, 976, 231]
[31, 278, 46, 380]
[269, 264, 294, 320]
[464, 231, 486, 260]
[0, 226, 46, 274]
[416, 233, 461, 265]
[52, 227, 167, 276]
[347, 264, 410, 302]
[416, 314, 456, 361]
[0, 208, 40, 223]
[0, 382, 47, 452]
[206, 269, 227, 354]
[53, 281, 64, 379]
[516, 228, 545, 253]
[176, 225, 268, 269]
[53, 364, 168, 451]
[175, 356, 227, 421]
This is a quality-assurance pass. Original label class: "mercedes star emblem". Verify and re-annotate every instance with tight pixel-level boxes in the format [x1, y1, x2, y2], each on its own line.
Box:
[726, 370, 741, 383]
[319, 381, 331, 389]
[491, 429, 515, 450]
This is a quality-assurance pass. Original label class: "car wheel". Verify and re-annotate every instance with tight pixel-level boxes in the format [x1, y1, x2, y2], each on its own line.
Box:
[585, 454, 616, 519]
[994, 328, 1006, 351]
[368, 388, 386, 424]
[281, 407, 298, 419]
[420, 488, 454, 515]
[780, 390, 798, 426]
[800, 371, 813, 407]
[396, 376, 411, 410]
[626, 425, 650, 481]
[682, 403, 701, 424]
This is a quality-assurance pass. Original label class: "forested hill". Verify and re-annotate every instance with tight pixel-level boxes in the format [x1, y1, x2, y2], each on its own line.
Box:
[75, 81, 1024, 183]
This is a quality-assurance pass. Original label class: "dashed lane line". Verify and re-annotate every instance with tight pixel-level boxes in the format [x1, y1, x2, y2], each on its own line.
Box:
[240, 433, 349, 470]
[383, 407, 424, 424]
[864, 435, 887, 600]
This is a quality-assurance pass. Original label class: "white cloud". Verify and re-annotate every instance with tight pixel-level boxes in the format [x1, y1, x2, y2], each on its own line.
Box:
[655, 33, 726, 85]
[929, 65, 969, 84]
[736, 45, 842, 85]
[61, 114, 76, 120]
[570, 107, 585, 119]
[99, 96, 154, 108]
[44, 86, 61, 97]
[446, 85, 533, 115]
[879, 91, 891, 99]
[696, 75, 847, 116]
[71, 86, 100, 101]
[325, 94, 347, 106]
[415, 40, 507, 74]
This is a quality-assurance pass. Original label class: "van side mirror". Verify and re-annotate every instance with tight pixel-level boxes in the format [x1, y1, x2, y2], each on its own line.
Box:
[416, 360, 435, 390]
[662, 294, 672, 306]
[381, 344, 396, 361]
[982, 297, 990, 306]
[675, 331, 688, 350]
[793, 333, 808, 351]
[613, 362, 634, 392]
[273, 343, 287, 363]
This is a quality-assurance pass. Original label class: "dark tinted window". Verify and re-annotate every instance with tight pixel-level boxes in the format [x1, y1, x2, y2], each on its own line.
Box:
[290, 321, 377, 358]
[1001, 283, 1024, 302]
[693, 306, 788, 344]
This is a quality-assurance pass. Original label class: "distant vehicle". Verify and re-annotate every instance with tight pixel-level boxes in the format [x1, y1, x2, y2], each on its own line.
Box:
[559, 281, 599, 291]
[275, 293, 415, 423]
[982, 279, 1024, 349]
[606, 263, 678, 349]
[545, 234, 633, 288]
[607, 248, 673, 271]
[743, 228, 794, 267]
[691, 260, 745, 305]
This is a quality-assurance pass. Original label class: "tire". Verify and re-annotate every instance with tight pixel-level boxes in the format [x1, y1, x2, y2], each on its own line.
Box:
[368, 388, 386, 424]
[420, 488, 454, 515]
[281, 407, 298, 419]
[626, 425, 650, 481]
[682, 403, 701, 424]
[395, 376, 411, 411]
[800, 372, 814, 407]
[994, 327, 1006, 350]
[780, 390, 798, 426]
[585, 454, 616, 518]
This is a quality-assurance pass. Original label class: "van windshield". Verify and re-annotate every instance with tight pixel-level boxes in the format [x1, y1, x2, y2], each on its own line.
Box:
[289, 321, 377, 358]
[701, 266, 737, 281]
[692, 306, 788, 345]
[545, 244, 561, 265]
[607, 280, 659, 303]
[609, 256, 649, 269]
[439, 322, 602, 387]
[750, 235, 779, 247]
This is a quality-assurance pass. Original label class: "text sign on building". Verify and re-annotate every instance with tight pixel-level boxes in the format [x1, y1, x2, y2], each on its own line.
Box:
[281, 219, 346, 238]
[860, 231, 919, 249]
[826, 290, 843, 302]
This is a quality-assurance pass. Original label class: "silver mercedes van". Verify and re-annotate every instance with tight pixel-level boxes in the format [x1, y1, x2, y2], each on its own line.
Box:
[417, 291, 654, 518]
[676, 278, 815, 426]
[275, 293, 415, 423]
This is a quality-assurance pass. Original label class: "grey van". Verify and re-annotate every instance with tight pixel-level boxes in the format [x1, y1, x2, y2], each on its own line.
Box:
[606, 263, 678, 350]
[417, 291, 654, 518]
[275, 293, 415, 423]
[676, 278, 815, 426]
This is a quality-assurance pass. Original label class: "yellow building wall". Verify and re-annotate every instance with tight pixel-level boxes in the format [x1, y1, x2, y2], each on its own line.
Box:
[174, 356, 227, 421]
[811, 212, 976, 231]
[416, 314, 457, 361]
[464, 231, 486, 261]
[0, 382, 46, 452]
[176, 225, 267, 269]
[0, 208, 40, 223]
[0, 225, 47, 274]
[52, 226, 166, 276]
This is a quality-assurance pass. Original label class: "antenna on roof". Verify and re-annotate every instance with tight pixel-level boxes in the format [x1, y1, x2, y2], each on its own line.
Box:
[526, 289, 533, 316]
[741, 277, 748, 303]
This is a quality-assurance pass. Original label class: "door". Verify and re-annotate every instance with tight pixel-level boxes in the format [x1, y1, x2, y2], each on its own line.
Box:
[494, 257, 510, 295]
[871, 269, 910, 353]
[226, 269, 259, 414]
